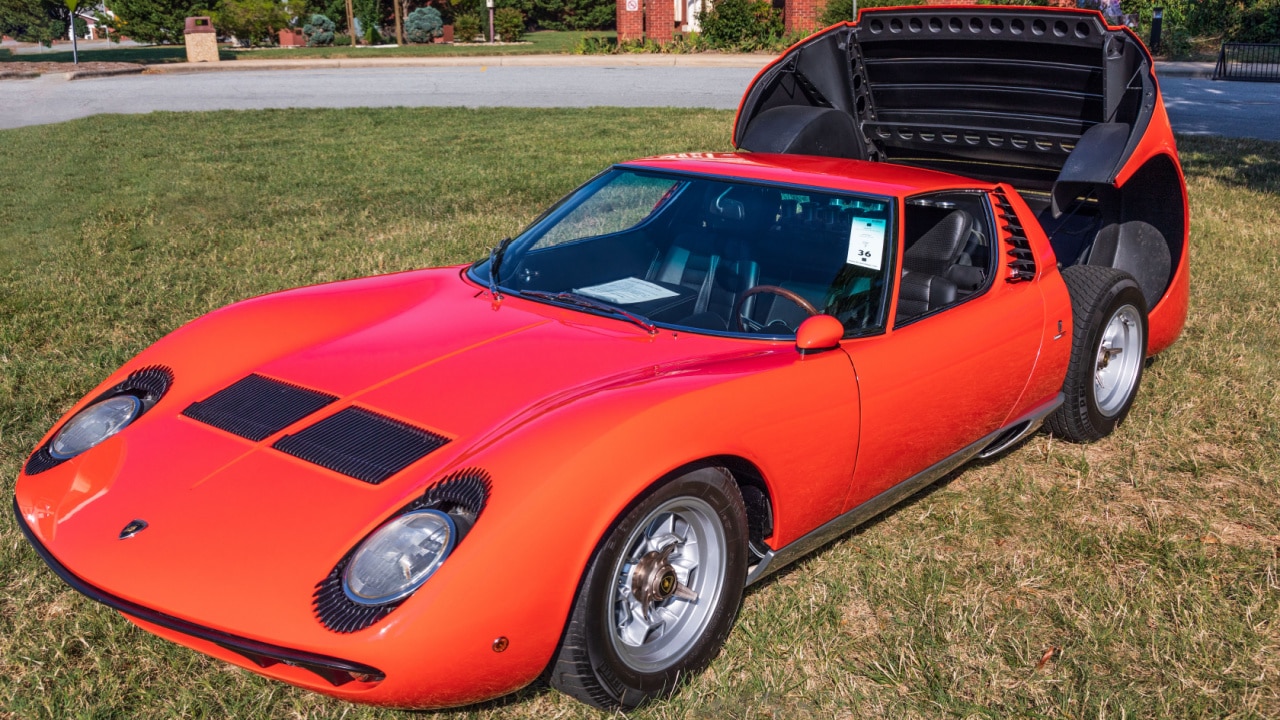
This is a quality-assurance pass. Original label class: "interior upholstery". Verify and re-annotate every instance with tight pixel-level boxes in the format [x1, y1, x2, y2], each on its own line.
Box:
[902, 210, 973, 276]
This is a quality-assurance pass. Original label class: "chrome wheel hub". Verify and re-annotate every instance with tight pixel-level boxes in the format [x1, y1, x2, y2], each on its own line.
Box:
[1094, 304, 1143, 417]
[608, 496, 726, 673]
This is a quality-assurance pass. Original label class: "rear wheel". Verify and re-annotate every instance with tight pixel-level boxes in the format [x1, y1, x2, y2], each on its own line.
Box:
[1046, 265, 1149, 442]
[549, 466, 747, 709]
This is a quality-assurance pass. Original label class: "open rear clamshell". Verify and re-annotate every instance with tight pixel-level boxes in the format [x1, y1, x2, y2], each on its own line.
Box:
[735, 7, 1186, 312]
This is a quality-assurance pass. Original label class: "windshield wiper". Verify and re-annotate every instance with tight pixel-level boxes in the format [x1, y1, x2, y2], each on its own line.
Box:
[488, 237, 514, 300]
[520, 290, 657, 335]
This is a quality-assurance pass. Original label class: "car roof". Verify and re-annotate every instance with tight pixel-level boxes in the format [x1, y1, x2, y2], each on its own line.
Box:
[621, 152, 995, 198]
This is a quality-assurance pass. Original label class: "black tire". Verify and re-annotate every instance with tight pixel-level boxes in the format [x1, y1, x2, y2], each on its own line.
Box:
[1045, 265, 1149, 443]
[548, 466, 748, 710]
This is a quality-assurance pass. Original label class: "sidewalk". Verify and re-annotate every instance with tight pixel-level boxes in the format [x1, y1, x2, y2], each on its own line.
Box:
[142, 53, 1215, 76]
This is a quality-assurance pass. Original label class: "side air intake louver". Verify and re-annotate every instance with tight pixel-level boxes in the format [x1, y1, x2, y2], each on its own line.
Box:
[994, 189, 1036, 282]
[272, 407, 449, 485]
[25, 365, 175, 476]
[182, 374, 337, 442]
[313, 470, 492, 633]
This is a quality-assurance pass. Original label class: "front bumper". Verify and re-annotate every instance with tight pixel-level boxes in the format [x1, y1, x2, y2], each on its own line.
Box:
[13, 498, 385, 689]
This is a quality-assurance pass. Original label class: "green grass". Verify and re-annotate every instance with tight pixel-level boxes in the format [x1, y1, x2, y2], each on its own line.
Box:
[1, 109, 1278, 719]
[0, 31, 609, 64]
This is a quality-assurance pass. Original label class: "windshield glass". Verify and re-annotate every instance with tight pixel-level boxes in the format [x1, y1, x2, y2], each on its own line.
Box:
[471, 167, 895, 338]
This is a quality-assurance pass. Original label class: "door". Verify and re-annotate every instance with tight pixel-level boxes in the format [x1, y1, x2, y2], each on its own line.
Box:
[840, 190, 1045, 512]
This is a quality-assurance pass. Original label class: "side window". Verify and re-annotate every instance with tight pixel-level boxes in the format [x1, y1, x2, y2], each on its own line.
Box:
[894, 191, 996, 325]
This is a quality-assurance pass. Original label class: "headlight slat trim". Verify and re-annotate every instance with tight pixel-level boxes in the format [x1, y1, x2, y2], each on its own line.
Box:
[312, 469, 492, 633]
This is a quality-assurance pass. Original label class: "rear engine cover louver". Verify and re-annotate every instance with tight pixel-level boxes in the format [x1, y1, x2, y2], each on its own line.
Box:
[272, 407, 449, 485]
[182, 374, 337, 442]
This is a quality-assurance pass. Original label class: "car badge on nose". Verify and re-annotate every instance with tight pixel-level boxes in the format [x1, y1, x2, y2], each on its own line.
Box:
[119, 519, 148, 539]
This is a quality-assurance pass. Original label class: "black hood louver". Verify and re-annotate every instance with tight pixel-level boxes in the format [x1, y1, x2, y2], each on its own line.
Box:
[272, 407, 449, 485]
[313, 470, 492, 633]
[182, 374, 337, 442]
[24, 365, 175, 476]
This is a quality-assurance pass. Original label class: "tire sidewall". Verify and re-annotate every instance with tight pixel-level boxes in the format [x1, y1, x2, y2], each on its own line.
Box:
[1079, 280, 1148, 435]
[582, 467, 747, 706]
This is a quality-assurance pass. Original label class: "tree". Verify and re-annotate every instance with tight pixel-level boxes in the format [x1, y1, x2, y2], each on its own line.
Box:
[214, 0, 287, 44]
[97, 0, 211, 44]
[0, 0, 70, 47]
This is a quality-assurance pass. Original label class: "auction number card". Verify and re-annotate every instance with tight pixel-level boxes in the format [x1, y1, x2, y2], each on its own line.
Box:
[847, 217, 886, 271]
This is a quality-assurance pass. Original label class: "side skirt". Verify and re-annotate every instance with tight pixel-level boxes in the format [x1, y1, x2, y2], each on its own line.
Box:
[745, 393, 1063, 587]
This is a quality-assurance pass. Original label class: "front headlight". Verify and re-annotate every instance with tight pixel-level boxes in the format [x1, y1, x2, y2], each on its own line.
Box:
[49, 395, 143, 459]
[342, 509, 457, 606]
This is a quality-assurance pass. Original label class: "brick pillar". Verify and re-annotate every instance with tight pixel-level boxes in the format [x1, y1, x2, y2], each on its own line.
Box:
[647, 0, 675, 43]
[617, 0, 644, 42]
[785, 0, 825, 35]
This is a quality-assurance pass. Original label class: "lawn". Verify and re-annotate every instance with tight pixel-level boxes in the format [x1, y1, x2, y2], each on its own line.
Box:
[0, 31, 609, 65]
[0, 108, 1277, 719]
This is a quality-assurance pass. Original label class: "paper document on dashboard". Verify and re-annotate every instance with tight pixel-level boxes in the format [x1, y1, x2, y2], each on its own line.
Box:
[575, 278, 679, 305]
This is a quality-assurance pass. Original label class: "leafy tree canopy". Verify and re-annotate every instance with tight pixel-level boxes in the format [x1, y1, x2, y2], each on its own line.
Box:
[0, 0, 78, 46]
[98, 0, 210, 43]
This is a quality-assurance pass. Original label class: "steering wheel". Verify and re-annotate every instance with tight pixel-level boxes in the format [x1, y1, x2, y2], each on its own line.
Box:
[733, 285, 819, 332]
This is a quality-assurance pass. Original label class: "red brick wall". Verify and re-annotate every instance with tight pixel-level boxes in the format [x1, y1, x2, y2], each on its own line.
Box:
[617, 0, 643, 42]
[647, 0, 676, 43]
[786, 0, 826, 34]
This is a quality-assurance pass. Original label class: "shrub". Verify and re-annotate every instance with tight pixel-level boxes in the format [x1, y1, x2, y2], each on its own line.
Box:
[698, 0, 783, 50]
[302, 13, 335, 45]
[1231, 0, 1280, 41]
[1162, 26, 1194, 56]
[405, 6, 443, 42]
[494, 6, 523, 41]
[820, 0, 929, 26]
[334, 32, 352, 44]
[215, 0, 289, 45]
[454, 12, 481, 40]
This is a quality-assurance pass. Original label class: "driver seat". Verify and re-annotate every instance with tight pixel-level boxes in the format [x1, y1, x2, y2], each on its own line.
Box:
[896, 210, 972, 321]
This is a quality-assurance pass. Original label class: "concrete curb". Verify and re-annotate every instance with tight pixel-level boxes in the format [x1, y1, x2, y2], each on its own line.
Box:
[64, 66, 147, 80]
[0, 70, 41, 80]
[143, 53, 776, 74]
[138, 54, 1215, 77]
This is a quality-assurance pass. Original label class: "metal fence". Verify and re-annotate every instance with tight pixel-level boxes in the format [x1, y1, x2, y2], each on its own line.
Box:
[1213, 43, 1280, 82]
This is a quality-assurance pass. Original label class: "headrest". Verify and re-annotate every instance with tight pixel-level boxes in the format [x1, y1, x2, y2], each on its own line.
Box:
[903, 210, 973, 277]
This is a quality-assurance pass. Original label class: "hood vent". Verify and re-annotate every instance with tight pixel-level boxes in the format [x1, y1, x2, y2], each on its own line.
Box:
[272, 407, 449, 485]
[182, 374, 337, 442]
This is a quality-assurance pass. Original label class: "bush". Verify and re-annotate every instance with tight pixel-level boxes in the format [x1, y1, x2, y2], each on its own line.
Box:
[454, 12, 481, 40]
[494, 6, 523, 41]
[334, 32, 352, 44]
[698, 0, 783, 50]
[1162, 26, 1194, 56]
[1231, 0, 1280, 41]
[820, 0, 929, 26]
[405, 6, 443, 42]
[215, 0, 289, 45]
[302, 13, 335, 45]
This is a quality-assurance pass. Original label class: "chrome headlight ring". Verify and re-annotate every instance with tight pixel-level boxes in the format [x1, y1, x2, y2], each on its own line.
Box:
[24, 366, 174, 476]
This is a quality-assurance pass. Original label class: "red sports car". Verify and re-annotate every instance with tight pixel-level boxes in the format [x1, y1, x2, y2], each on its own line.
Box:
[13, 6, 1187, 711]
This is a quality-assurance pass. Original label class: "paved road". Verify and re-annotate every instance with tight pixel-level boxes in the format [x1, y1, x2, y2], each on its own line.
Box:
[2, 65, 1277, 141]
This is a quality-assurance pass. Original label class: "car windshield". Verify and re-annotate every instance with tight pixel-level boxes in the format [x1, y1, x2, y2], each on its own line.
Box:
[470, 167, 895, 338]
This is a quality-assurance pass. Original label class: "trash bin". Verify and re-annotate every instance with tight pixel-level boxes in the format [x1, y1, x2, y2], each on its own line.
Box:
[184, 17, 219, 63]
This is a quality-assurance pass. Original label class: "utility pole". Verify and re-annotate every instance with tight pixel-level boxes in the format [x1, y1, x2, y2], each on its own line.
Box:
[345, 0, 357, 45]
[394, 0, 404, 45]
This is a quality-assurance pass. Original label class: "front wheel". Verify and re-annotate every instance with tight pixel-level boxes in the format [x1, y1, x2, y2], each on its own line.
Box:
[1046, 265, 1149, 443]
[548, 466, 747, 709]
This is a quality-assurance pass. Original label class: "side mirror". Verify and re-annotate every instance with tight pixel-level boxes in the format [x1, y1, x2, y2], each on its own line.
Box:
[795, 315, 844, 355]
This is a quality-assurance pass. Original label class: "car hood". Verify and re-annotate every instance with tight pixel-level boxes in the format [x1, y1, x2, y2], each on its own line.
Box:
[15, 267, 778, 639]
